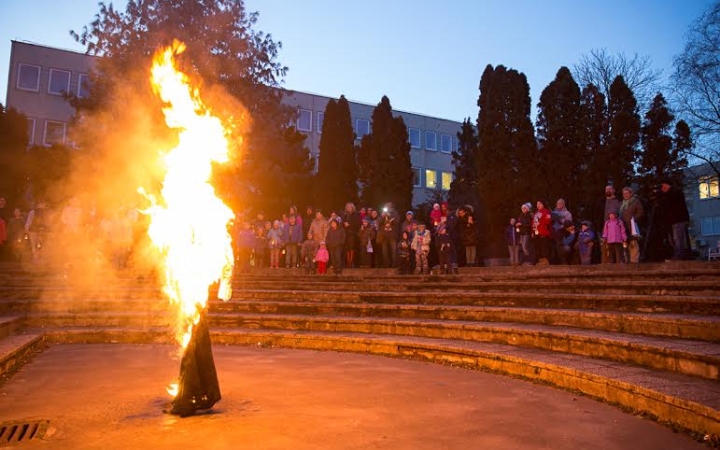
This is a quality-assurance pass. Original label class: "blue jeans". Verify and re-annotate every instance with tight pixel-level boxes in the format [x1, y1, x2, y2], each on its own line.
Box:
[671, 222, 689, 258]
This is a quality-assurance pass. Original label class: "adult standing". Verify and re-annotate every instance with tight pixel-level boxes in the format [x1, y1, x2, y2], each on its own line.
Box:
[376, 203, 400, 268]
[595, 186, 621, 264]
[342, 202, 360, 268]
[302, 206, 314, 239]
[619, 187, 644, 263]
[460, 208, 480, 266]
[532, 199, 553, 265]
[657, 180, 690, 260]
[517, 203, 534, 265]
[551, 199, 572, 264]
[309, 210, 329, 244]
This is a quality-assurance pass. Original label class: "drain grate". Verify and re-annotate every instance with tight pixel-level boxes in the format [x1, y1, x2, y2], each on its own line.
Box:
[0, 420, 49, 446]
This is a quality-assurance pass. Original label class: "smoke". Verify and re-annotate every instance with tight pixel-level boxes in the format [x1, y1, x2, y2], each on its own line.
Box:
[32, 45, 249, 328]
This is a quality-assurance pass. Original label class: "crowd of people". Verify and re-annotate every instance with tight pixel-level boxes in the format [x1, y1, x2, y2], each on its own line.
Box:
[0, 177, 692, 274]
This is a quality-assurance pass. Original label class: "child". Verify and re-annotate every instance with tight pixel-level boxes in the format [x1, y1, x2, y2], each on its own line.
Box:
[602, 211, 627, 264]
[506, 218, 520, 266]
[437, 226, 453, 274]
[300, 232, 319, 274]
[411, 222, 431, 274]
[396, 231, 412, 274]
[429, 203, 443, 228]
[315, 242, 330, 275]
[254, 226, 268, 269]
[267, 220, 284, 269]
[576, 221, 595, 265]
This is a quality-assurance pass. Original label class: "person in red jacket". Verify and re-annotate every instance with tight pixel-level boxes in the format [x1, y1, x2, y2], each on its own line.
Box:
[533, 199, 553, 265]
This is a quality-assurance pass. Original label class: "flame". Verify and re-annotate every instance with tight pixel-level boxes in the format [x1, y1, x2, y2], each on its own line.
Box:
[141, 41, 235, 392]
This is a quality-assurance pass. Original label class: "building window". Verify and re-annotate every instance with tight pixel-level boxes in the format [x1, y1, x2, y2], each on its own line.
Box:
[412, 167, 421, 187]
[317, 112, 324, 133]
[425, 169, 437, 189]
[78, 73, 91, 98]
[17, 64, 40, 91]
[408, 128, 421, 148]
[297, 109, 312, 132]
[699, 176, 719, 199]
[43, 120, 66, 146]
[700, 216, 720, 236]
[26, 118, 36, 146]
[48, 69, 71, 96]
[440, 134, 452, 153]
[425, 131, 437, 151]
[441, 172, 453, 191]
[356, 118, 370, 139]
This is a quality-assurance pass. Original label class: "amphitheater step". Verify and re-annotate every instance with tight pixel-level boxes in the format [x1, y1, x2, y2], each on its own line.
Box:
[204, 313, 720, 380]
[0, 314, 26, 338]
[24, 326, 720, 436]
[0, 332, 44, 380]
[210, 301, 720, 341]
[24, 312, 172, 328]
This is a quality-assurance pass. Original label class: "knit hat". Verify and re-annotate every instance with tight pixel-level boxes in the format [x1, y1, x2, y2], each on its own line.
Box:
[521, 202, 532, 211]
[607, 210, 618, 218]
[406, 211, 414, 216]
[563, 220, 575, 229]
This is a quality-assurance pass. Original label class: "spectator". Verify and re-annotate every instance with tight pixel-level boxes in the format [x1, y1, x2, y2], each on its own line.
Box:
[396, 231, 412, 275]
[506, 218, 520, 266]
[602, 211, 627, 264]
[552, 198, 573, 262]
[657, 180, 690, 261]
[253, 226, 268, 269]
[325, 219, 346, 275]
[429, 203, 443, 228]
[517, 203, 534, 265]
[596, 186, 621, 264]
[411, 222, 432, 274]
[619, 187, 644, 264]
[576, 221, 595, 265]
[302, 206, 314, 238]
[342, 202, 360, 268]
[377, 203, 399, 268]
[300, 232, 319, 274]
[283, 214, 303, 268]
[532, 199, 553, 265]
[236, 221, 255, 273]
[558, 220, 577, 265]
[437, 225, 454, 274]
[7, 208, 26, 262]
[25, 200, 49, 263]
[358, 217, 376, 268]
[461, 210, 480, 266]
[315, 242, 330, 275]
[267, 221, 285, 269]
[309, 210, 329, 244]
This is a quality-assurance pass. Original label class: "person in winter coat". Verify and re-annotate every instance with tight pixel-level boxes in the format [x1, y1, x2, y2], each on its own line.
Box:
[342, 203, 360, 269]
[575, 221, 595, 265]
[516, 203, 533, 265]
[236, 221, 256, 273]
[254, 226, 268, 269]
[283, 214, 304, 268]
[506, 218, 520, 266]
[396, 231, 412, 275]
[411, 222, 432, 274]
[429, 203, 443, 228]
[309, 211, 329, 244]
[315, 242, 330, 275]
[602, 211, 627, 264]
[461, 213, 480, 266]
[358, 217, 376, 268]
[266, 220, 285, 269]
[377, 204, 400, 268]
[596, 185, 622, 264]
[619, 187, 644, 263]
[657, 180, 690, 260]
[557, 220, 578, 264]
[533, 199, 553, 265]
[325, 219, 346, 274]
[301, 232, 319, 274]
[436, 226, 454, 274]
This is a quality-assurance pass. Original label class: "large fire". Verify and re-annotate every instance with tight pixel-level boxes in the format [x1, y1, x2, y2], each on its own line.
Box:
[140, 41, 235, 396]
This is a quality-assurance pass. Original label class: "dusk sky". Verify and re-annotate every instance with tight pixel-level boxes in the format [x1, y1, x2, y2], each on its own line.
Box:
[0, 0, 715, 122]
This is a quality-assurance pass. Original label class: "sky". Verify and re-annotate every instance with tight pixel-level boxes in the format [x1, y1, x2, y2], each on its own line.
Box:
[0, 0, 716, 122]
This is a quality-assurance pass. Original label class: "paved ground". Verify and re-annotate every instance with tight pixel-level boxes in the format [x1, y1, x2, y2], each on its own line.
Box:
[0, 344, 706, 450]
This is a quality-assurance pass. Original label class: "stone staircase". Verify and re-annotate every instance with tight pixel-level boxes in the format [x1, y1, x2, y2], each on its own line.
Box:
[0, 262, 719, 440]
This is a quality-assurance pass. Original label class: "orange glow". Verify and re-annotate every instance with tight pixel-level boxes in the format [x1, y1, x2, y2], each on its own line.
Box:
[141, 41, 235, 395]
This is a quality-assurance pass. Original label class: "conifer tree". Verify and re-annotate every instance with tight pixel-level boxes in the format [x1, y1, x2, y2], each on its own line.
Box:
[316, 95, 358, 212]
[448, 118, 479, 208]
[475, 65, 537, 250]
[638, 93, 689, 192]
[606, 76, 641, 189]
[358, 96, 412, 212]
[577, 83, 609, 218]
[535, 67, 583, 208]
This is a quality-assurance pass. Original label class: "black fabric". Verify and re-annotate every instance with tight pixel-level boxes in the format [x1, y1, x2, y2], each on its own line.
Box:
[170, 312, 221, 417]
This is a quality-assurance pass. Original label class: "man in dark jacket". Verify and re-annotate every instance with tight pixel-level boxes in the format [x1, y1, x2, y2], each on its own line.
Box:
[657, 180, 690, 260]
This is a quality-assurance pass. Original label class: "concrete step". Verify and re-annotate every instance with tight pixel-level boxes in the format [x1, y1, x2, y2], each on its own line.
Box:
[0, 332, 44, 380]
[24, 312, 172, 328]
[0, 314, 26, 339]
[229, 290, 720, 315]
[202, 313, 720, 380]
[210, 301, 720, 342]
[233, 279, 720, 296]
[29, 326, 720, 436]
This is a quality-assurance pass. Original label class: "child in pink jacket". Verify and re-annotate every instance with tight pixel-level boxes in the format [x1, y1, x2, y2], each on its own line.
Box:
[602, 211, 627, 264]
[315, 242, 330, 274]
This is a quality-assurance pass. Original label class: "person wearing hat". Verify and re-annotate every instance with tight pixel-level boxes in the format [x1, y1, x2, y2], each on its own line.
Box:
[619, 187, 644, 263]
[657, 179, 690, 260]
[595, 185, 622, 263]
[517, 203, 534, 265]
[557, 220, 577, 264]
[601, 210, 627, 264]
[576, 221, 595, 265]
[358, 216, 376, 268]
[314, 241, 330, 275]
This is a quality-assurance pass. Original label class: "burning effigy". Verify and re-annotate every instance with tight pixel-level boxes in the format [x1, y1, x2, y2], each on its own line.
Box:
[140, 41, 235, 416]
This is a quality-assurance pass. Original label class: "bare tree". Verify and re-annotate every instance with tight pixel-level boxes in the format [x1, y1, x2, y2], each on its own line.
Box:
[574, 48, 663, 109]
[672, 1, 720, 178]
